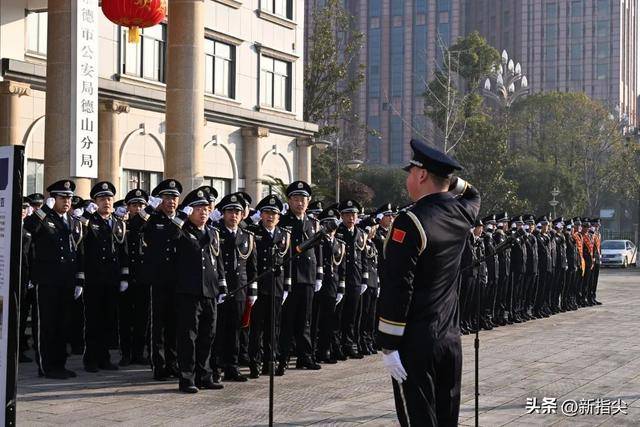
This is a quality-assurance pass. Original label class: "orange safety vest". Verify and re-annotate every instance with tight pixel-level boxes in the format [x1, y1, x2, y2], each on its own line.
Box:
[583, 232, 594, 270]
[573, 231, 585, 275]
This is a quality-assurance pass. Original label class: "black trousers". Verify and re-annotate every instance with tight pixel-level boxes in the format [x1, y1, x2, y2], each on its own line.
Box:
[35, 284, 73, 374]
[213, 298, 245, 369]
[176, 294, 216, 384]
[249, 295, 282, 365]
[359, 288, 377, 348]
[83, 279, 119, 366]
[332, 297, 344, 354]
[394, 332, 462, 427]
[67, 294, 85, 351]
[316, 294, 337, 357]
[279, 284, 313, 363]
[589, 264, 600, 301]
[340, 286, 362, 351]
[496, 274, 510, 317]
[150, 284, 177, 373]
[19, 285, 35, 353]
[119, 280, 150, 360]
[310, 292, 321, 356]
[459, 276, 475, 324]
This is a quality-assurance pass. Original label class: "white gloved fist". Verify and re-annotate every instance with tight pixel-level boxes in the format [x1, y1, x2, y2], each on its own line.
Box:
[282, 291, 288, 305]
[335, 293, 344, 306]
[382, 350, 408, 384]
[149, 196, 162, 208]
[45, 197, 55, 209]
[209, 209, 222, 223]
[119, 281, 129, 293]
[27, 206, 34, 216]
[72, 208, 84, 218]
[182, 206, 193, 216]
[217, 293, 226, 304]
[314, 279, 323, 293]
[248, 295, 257, 305]
[360, 284, 368, 295]
[86, 202, 98, 214]
[27, 281, 34, 290]
[74, 286, 83, 300]
[376, 287, 381, 298]
[115, 206, 128, 218]
[250, 210, 261, 224]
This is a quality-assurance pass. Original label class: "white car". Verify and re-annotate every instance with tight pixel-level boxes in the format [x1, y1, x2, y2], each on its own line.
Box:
[601, 240, 637, 268]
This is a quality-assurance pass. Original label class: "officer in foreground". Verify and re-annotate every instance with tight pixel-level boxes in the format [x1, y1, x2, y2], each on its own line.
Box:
[377, 139, 480, 426]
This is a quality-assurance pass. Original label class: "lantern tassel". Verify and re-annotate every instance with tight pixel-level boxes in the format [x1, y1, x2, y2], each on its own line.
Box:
[128, 26, 141, 43]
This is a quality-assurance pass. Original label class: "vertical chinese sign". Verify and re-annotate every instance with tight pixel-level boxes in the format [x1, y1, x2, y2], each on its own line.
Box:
[71, 0, 99, 178]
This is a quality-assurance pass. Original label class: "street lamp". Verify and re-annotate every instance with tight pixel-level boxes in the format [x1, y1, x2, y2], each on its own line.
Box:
[481, 49, 530, 108]
[549, 187, 560, 218]
[315, 138, 363, 203]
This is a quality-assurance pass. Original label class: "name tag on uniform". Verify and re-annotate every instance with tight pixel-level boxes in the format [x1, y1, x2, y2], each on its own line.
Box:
[189, 234, 197, 240]
[156, 224, 164, 229]
[91, 224, 100, 230]
[255, 236, 262, 241]
[47, 221, 55, 228]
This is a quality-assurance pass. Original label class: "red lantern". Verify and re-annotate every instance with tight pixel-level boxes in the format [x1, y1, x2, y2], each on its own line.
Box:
[101, 0, 167, 43]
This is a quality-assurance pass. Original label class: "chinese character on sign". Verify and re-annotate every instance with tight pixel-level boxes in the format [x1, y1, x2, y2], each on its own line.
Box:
[80, 117, 94, 132]
[82, 28, 94, 41]
[81, 8, 94, 23]
[540, 397, 557, 414]
[81, 136, 94, 150]
[81, 81, 94, 96]
[578, 398, 596, 415]
[81, 63, 95, 78]
[525, 397, 541, 414]
[81, 99, 95, 114]
[610, 398, 628, 416]
[81, 154, 94, 168]
[81, 45, 94, 59]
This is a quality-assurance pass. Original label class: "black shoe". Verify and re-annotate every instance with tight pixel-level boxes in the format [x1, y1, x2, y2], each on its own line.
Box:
[45, 370, 69, 380]
[297, 358, 322, 370]
[224, 367, 248, 382]
[334, 349, 347, 361]
[63, 369, 77, 378]
[249, 363, 260, 379]
[238, 355, 251, 367]
[275, 362, 286, 376]
[119, 356, 131, 367]
[19, 353, 33, 363]
[360, 347, 372, 356]
[179, 381, 199, 394]
[594, 300, 602, 305]
[261, 363, 271, 375]
[196, 378, 224, 390]
[368, 345, 378, 355]
[84, 364, 99, 373]
[323, 357, 338, 364]
[99, 362, 119, 371]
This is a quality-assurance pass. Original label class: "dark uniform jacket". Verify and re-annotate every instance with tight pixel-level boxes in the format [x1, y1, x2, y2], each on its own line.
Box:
[373, 226, 389, 282]
[279, 211, 322, 286]
[364, 239, 379, 289]
[553, 232, 568, 271]
[524, 233, 539, 276]
[217, 226, 258, 302]
[378, 184, 481, 350]
[170, 219, 226, 298]
[126, 214, 146, 282]
[246, 222, 292, 299]
[509, 229, 527, 275]
[141, 208, 180, 286]
[335, 224, 367, 289]
[318, 236, 346, 299]
[460, 232, 477, 280]
[24, 206, 84, 287]
[533, 230, 552, 274]
[493, 230, 511, 280]
[482, 231, 499, 284]
[564, 231, 578, 272]
[474, 235, 487, 286]
[21, 226, 32, 287]
[81, 212, 128, 284]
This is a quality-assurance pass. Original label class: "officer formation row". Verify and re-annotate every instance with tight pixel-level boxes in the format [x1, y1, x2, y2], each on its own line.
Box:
[20, 178, 396, 393]
[459, 213, 602, 334]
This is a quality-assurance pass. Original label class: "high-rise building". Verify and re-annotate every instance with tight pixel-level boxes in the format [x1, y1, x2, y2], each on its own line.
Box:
[466, 0, 637, 128]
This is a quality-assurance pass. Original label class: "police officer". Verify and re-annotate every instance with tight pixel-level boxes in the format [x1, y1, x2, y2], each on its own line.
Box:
[80, 181, 128, 372]
[119, 189, 151, 366]
[277, 181, 323, 375]
[19, 198, 34, 363]
[481, 215, 499, 328]
[378, 139, 480, 426]
[24, 180, 84, 379]
[359, 217, 379, 355]
[314, 206, 345, 364]
[533, 216, 552, 318]
[523, 215, 539, 320]
[588, 218, 602, 305]
[246, 195, 292, 378]
[564, 219, 580, 310]
[142, 179, 183, 380]
[336, 199, 368, 359]
[26, 192, 44, 211]
[212, 193, 257, 382]
[493, 212, 511, 326]
[552, 218, 568, 312]
[371, 203, 394, 346]
[509, 216, 527, 323]
[170, 188, 227, 393]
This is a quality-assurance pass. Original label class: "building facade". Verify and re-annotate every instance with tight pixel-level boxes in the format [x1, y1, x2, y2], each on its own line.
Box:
[466, 0, 637, 128]
[0, 0, 317, 201]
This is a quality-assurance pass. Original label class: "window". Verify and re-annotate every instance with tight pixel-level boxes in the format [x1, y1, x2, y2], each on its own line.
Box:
[389, 115, 403, 164]
[597, 0, 609, 16]
[503, 10, 510, 27]
[545, 65, 557, 82]
[369, 0, 381, 17]
[437, 0, 450, 12]
[26, 160, 44, 195]
[570, 44, 582, 59]
[204, 39, 235, 98]
[260, 56, 292, 111]
[545, 2, 557, 19]
[596, 63, 609, 80]
[596, 20, 609, 37]
[570, 22, 582, 39]
[367, 116, 381, 163]
[203, 177, 231, 198]
[261, 0, 293, 20]
[413, 26, 427, 95]
[122, 169, 163, 194]
[570, 0, 582, 17]
[390, 27, 404, 97]
[121, 24, 166, 82]
[391, 0, 403, 16]
[368, 29, 381, 97]
[415, 0, 427, 14]
[545, 24, 557, 39]
[438, 23, 450, 44]
[545, 45, 557, 60]
[597, 42, 609, 59]
[26, 11, 47, 55]
[570, 64, 581, 81]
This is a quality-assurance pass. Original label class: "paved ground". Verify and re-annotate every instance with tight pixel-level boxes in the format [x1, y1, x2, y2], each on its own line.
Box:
[16, 268, 640, 426]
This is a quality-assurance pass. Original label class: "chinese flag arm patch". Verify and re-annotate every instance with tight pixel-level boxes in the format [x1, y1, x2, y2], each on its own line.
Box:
[391, 228, 406, 244]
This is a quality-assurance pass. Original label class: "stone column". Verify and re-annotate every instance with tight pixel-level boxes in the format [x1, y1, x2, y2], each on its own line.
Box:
[165, 0, 205, 190]
[0, 81, 31, 146]
[296, 137, 312, 183]
[43, 0, 90, 197]
[98, 100, 130, 196]
[242, 126, 269, 202]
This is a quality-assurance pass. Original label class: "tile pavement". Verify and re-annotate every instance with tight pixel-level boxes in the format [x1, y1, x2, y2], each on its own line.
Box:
[16, 269, 640, 426]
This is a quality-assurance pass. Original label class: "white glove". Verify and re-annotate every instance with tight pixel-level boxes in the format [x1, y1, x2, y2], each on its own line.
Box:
[27, 206, 34, 216]
[182, 206, 193, 216]
[376, 287, 381, 298]
[217, 293, 226, 304]
[209, 209, 222, 223]
[250, 210, 261, 224]
[282, 203, 289, 215]
[282, 291, 288, 305]
[248, 295, 257, 305]
[45, 197, 55, 209]
[74, 286, 83, 300]
[115, 206, 128, 217]
[27, 281, 34, 290]
[72, 208, 84, 218]
[360, 284, 367, 295]
[86, 202, 98, 214]
[335, 293, 344, 306]
[119, 281, 128, 292]
[149, 196, 161, 208]
[314, 279, 323, 292]
[382, 350, 408, 384]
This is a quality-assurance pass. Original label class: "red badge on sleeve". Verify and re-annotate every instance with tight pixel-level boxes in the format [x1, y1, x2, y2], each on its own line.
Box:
[392, 228, 406, 244]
